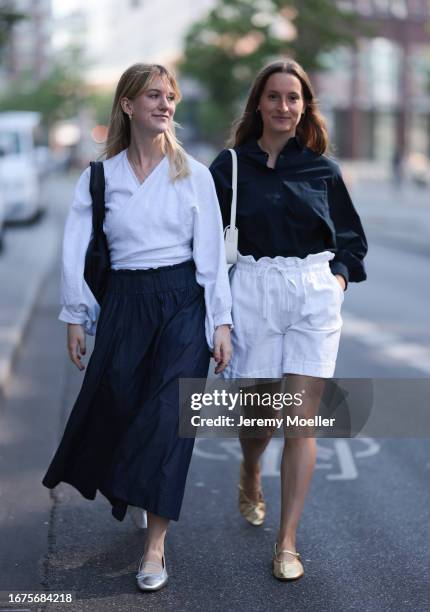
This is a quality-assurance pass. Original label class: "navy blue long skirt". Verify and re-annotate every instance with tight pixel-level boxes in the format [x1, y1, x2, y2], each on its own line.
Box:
[42, 260, 210, 521]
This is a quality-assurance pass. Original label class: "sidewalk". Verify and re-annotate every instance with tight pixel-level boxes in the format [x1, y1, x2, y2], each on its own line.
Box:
[0, 173, 75, 397]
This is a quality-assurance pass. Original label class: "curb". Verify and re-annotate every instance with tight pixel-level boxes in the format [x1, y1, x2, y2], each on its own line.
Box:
[0, 220, 61, 399]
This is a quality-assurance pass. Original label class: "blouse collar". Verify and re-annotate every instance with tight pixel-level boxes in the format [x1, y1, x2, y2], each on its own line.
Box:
[238, 135, 304, 166]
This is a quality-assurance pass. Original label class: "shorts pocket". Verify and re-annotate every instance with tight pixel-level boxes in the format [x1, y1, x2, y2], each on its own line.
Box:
[327, 270, 345, 302]
[230, 269, 264, 337]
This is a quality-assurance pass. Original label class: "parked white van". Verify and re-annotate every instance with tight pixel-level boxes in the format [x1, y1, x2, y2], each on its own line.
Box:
[0, 111, 43, 222]
[0, 184, 5, 251]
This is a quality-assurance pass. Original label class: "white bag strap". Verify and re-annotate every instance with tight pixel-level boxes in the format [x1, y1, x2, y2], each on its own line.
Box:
[228, 148, 237, 230]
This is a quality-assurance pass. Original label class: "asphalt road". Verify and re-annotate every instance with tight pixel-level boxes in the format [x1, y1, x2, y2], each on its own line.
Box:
[0, 174, 429, 611]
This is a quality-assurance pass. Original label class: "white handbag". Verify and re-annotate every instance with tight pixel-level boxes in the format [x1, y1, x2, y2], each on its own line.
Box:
[224, 148, 239, 264]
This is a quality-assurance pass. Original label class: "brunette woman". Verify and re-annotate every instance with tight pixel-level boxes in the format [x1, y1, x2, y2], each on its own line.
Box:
[210, 59, 367, 581]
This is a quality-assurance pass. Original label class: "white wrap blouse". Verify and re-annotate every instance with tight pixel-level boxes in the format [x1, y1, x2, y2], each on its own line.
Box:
[59, 149, 233, 349]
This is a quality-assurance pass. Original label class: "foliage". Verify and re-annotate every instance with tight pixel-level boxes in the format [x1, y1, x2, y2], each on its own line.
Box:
[0, 47, 87, 127]
[86, 89, 115, 126]
[0, 1, 25, 54]
[179, 0, 366, 144]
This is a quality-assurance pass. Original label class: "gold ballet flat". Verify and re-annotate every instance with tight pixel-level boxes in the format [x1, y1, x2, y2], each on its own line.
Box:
[238, 462, 266, 526]
[273, 543, 304, 581]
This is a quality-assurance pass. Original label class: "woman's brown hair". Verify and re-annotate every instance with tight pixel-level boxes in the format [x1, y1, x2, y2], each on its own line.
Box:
[230, 59, 330, 155]
[103, 63, 189, 180]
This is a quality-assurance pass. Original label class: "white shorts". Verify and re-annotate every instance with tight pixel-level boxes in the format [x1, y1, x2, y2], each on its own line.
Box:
[223, 251, 344, 379]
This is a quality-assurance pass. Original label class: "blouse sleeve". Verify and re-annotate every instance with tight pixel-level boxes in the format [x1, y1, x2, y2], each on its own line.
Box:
[327, 163, 368, 286]
[191, 164, 233, 351]
[58, 166, 100, 335]
[209, 149, 233, 230]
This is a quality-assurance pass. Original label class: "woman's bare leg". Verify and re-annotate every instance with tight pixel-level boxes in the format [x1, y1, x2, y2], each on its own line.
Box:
[239, 381, 279, 501]
[142, 512, 169, 565]
[239, 436, 272, 501]
[276, 374, 325, 560]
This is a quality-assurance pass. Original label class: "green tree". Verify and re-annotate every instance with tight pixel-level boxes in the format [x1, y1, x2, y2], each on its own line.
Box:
[87, 89, 115, 126]
[180, 0, 368, 144]
[0, 47, 87, 127]
[0, 1, 25, 55]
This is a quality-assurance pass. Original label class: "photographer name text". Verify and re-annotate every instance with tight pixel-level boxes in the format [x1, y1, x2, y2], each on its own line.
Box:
[190, 415, 335, 428]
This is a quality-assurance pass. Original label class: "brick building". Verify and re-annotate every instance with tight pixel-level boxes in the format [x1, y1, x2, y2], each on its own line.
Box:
[315, 0, 430, 160]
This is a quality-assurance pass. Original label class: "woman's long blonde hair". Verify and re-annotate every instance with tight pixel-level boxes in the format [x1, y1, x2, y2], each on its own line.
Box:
[103, 63, 189, 180]
[230, 59, 330, 155]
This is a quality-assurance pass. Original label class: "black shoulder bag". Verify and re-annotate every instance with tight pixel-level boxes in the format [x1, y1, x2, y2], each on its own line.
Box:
[84, 161, 110, 304]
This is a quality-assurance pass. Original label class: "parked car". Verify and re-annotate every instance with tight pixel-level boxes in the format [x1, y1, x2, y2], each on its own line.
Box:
[0, 111, 44, 223]
[0, 179, 5, 252]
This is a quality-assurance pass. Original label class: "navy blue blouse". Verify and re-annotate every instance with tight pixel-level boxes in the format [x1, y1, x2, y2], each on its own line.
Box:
[209, 135, 367, 285]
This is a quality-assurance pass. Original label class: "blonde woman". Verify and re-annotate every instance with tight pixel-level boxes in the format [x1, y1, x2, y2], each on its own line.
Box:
[210, 59, 367, 581]
[43, 63, 232, 592]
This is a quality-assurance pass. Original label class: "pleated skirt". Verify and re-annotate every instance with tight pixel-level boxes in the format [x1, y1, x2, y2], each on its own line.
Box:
[42, 260, 210, 521]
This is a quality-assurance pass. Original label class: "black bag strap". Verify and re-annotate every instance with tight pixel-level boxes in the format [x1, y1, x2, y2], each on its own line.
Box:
[89, 161, 106, 247]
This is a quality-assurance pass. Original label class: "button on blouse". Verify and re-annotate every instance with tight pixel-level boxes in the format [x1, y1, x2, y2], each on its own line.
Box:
[209, 136, 368, 285]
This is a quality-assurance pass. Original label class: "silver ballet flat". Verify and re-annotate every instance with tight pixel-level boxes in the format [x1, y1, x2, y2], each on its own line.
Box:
[136, 554, 168, 592]
[128, 505, 147, 529]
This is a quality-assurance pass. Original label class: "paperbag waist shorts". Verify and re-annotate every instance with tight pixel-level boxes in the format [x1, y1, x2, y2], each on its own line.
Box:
[223, 251, 344, 379]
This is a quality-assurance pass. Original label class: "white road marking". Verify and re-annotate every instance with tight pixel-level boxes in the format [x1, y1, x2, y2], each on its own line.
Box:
[326, 440, 358, 480]
[354, 438, 381, 458]
[261, 442, 281, 476]
[342, 312, 430, 374]
[193, 442, 230, 461]
[194, 438, 381, 481]
[219, 440, 242, 460]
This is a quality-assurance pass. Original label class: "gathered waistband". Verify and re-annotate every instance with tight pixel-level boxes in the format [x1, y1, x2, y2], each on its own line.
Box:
[107, 260, 197, 294]
[234, 252, 335, 321]
[235, 251, 334, 272]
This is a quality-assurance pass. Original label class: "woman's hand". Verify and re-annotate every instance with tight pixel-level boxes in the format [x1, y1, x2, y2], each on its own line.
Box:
[335, 274, 346, 292]
[213, 325, 232, 375]
[67, 323, 87, 371]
